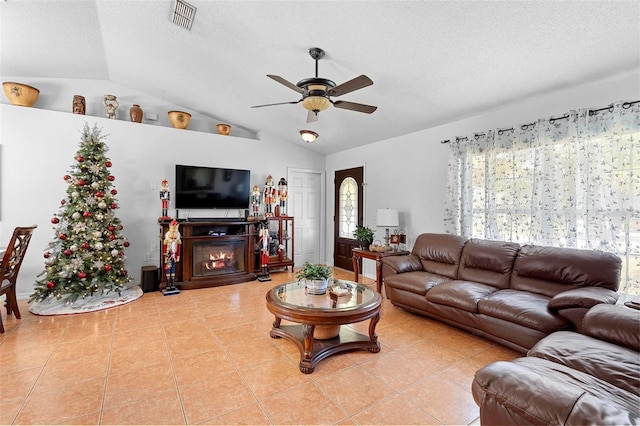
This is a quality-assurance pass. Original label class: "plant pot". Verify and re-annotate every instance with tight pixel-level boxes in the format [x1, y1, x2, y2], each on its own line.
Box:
[314, 325, 340, 339]
[3, 82, 39, 107]
[216, 123, 231, 135]
[306, 279, 328, 295]
[168, 110, 191, 129]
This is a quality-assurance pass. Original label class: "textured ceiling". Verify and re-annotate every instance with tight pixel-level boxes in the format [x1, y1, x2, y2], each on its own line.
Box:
[2, 0, 639, 154]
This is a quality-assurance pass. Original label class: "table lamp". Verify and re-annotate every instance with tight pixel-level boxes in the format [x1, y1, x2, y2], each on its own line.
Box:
[376, 208, 399, 251]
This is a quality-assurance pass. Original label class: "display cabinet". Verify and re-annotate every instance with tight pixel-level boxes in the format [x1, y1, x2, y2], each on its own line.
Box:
[266, 216, 294, 271]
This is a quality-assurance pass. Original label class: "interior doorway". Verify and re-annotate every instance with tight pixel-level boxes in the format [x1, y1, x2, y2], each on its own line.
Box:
[287, 168, 325, 267]
[333, 166, 364, 271]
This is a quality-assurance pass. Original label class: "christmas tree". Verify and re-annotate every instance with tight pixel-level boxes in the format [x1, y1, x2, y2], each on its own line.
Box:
[30, 123, 131, 304]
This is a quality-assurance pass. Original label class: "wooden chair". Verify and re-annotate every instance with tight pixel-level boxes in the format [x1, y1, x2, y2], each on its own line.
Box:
[0, 225, 37, 333]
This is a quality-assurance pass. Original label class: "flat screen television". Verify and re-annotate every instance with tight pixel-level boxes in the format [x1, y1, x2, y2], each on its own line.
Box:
[175, 165, 251, 210]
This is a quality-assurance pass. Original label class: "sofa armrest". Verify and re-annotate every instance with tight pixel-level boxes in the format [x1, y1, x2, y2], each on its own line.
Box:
[583, 303, 640, 351]
[380, 254, 423, 275]
[549, 287, 619, 310]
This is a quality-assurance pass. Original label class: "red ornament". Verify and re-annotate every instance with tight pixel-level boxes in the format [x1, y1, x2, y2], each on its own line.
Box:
[77, 156, 84, 162]
[119, 225, 123, 230]
[108, 225, 116, 232]
[108, 175, 115, 181]
[63, 175, 71, 181]
[109, 234, 116, 241]
[78, 271, 87, 279]
[96, 191, 104, 198]
[111, 203, 118, 209]
[121, 270, 128, 276]
[105, 264, 112, 271]
[123, 241, 130, 247]
[47, 281, 55, 289]
[60, 199, 66, 205]
[43, 252, 50, 258]
[111, 189, 118, 195]
[81, 242, 90, 250]
[63, 249, 72, 256]
[119, 252, 124, 257]
[105, 161, 112, 167]
[51, 217, 59, 224]
[83, 211, 91, 218]
[77, 179, 85, 186]
[59, 234, 67, 240]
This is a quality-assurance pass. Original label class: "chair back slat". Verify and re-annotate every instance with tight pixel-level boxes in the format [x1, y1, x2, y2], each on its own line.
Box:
[1, 225, 37, 285]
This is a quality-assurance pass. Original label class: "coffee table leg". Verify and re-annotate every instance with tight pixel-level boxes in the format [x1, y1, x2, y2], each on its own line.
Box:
[300, 324, 315, 374]
[368, 312, 381, 353]
[270, 317, 282, 339]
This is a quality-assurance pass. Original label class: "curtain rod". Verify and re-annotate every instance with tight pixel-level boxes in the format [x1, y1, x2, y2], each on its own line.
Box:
[440, 100, 640, 144]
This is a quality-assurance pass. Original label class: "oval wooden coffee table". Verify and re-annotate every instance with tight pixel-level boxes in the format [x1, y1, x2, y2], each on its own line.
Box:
[265, 279, 381, 374]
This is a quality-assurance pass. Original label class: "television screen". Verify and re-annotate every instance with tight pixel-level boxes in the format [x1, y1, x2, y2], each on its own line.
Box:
[175, 165, 251, 209]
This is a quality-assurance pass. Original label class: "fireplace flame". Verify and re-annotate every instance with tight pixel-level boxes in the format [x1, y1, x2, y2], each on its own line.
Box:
[204, 251, 235, 270]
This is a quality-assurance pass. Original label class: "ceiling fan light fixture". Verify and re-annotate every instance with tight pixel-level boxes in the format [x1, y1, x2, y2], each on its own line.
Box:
[302, 96, 331, 112]
[300, 130, 318, 143]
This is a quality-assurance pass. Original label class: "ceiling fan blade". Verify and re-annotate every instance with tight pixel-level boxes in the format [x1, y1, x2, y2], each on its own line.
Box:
[267, 75, 304, 93]
[328, 75, 373, 97]
[333, 100, 377, 114]
[251, 99, 301, 108]
[306, 110, 318, 123]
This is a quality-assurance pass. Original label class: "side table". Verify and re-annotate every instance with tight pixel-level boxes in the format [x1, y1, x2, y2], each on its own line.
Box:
[352, 248, 410, 293]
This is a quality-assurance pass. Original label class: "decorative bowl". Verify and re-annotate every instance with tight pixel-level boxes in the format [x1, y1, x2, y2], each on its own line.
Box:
[3, 82, 40, 107]
[216, 123, 231, 135]
[168, 110, 191, 129]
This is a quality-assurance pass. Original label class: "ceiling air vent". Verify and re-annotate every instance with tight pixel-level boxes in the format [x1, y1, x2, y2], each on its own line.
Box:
[171, 0, 196, 31]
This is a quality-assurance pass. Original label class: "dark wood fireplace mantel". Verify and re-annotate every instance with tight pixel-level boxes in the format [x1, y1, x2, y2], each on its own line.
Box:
[159, 219, 258, 290]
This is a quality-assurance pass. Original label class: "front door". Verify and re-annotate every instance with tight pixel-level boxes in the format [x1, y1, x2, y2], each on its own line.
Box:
[333, 167, 364, 271]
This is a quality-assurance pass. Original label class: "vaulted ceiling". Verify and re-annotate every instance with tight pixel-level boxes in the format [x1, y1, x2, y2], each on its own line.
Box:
[2, 1, 639, 154]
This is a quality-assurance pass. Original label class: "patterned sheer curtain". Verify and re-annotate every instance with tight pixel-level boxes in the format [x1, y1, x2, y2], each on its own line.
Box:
[444, 101, 640, 297]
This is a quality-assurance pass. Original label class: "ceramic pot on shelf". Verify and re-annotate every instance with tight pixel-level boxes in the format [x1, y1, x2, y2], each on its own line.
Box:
[129, 104, 143, 123]
[168, 110, 191, 129]
[216, 123, 231, 135]
[3, 82, 40, 107]
[72, 95, 85, 115]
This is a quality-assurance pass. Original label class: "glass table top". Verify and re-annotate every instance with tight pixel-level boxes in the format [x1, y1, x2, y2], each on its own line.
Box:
[270, 279, 379, 311]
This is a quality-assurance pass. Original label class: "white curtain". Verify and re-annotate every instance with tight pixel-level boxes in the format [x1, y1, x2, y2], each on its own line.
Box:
[444, 101, 640, 297]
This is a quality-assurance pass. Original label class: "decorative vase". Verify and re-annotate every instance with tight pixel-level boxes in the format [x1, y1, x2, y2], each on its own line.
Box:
[314, 325, 341, 340]
[72, 95, 85, 115]
[129, 104, 143, 123]
[216, 123, 231, 136]
[306, 279, 328, 295]
[168, 110, 191, 129]
[3, 82, 39, 107]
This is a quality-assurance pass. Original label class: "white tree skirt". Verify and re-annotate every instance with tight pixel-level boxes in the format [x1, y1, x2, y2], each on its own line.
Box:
[29, 284, 143, 316]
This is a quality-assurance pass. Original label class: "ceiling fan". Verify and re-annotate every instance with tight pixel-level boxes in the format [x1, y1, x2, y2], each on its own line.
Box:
[251, 47, 377, 123]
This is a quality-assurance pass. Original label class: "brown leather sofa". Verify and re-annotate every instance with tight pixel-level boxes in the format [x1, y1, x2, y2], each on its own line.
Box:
[472, 303, 640, 425]
[381, 233, 621, 352]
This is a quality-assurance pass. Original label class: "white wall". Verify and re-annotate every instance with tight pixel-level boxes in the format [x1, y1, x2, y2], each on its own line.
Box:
[325, 70, 640, 276]
[0, 104, 325, 299]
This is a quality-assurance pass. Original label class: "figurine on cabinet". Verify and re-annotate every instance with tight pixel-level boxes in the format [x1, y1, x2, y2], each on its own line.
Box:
[263, 175, 276, 216]
[251, 185, 261, 217]
[163, 219, 181, 295]
[277, 177, 288, 216]
[159, 179, 171, 220]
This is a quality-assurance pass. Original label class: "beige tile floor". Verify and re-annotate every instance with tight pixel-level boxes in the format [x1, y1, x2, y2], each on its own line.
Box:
[0, 268, 520, 425]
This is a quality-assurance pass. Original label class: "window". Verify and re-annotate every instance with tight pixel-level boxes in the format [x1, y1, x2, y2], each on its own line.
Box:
[339, 177, 358, 239]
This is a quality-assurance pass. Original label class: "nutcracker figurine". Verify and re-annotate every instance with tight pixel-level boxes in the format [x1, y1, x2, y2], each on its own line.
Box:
[263, 175, 276, 216]
[163, 219, 181, 295]
[277, 177, 288, 216]
[159, 179, 171, 220]
[251, 185, 261, 217]
[257, 221, 271, 282]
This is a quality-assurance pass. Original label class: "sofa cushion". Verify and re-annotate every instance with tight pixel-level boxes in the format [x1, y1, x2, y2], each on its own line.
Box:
[383, 271, 449, 296]
[478, 289, 571, 332]
[528, 331, 640, 397]
[458, 239, 520, 289]
[511, 244, 621, 297]
[426, 280, 499, 313]
[583, 303, 640, 351]
[411, 233, 468, 279]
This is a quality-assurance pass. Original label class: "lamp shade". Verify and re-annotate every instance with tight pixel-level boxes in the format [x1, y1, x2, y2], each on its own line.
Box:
[299, 130, 318, 143]
[376, 208, 399, 227]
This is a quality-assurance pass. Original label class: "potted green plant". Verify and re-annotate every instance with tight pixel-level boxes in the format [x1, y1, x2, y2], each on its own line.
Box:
[296, 261, 332, 295]
[353, 225, 375, 249]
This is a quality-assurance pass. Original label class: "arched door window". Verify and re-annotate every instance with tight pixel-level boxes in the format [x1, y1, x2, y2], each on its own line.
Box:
[339, 177, 358, 238]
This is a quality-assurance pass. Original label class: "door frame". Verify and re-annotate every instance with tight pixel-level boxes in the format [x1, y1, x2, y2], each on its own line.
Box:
[287, 167, 325, 266]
